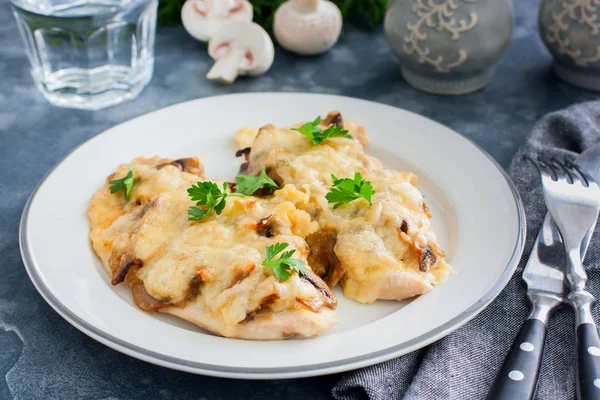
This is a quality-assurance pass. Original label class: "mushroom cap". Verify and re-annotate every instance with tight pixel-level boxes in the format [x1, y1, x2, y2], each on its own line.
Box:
[273, 0, 342, 55]
[181, 0, 253, 42]
[208, 21, 275, 76]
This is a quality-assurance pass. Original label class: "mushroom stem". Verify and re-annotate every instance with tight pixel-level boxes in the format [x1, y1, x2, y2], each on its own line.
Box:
[291, 0, 319, 12]
[206, 46, 245, 84]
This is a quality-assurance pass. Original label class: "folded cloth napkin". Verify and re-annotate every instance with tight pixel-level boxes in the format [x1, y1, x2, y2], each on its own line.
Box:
[332, 101, 600, 400]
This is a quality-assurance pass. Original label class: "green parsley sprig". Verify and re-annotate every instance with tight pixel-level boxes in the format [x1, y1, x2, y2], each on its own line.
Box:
[235, 167, 278, 195]
[109, 168, 135, 200]
[262, 242, 307, 281]
[292, 116, 353, 145]
[325, 172, 375, 209]
[187, 181, 244, 221]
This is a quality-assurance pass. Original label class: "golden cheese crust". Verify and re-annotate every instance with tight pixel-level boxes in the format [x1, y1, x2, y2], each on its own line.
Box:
[88, 111, 451, 340]
[88, 156, 337, 340]
[235, 111, 452, 304]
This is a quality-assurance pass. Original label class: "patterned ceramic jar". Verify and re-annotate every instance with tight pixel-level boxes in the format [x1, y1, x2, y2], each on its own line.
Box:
[539, 0, 600, 91]
[384, 0, 514, 95]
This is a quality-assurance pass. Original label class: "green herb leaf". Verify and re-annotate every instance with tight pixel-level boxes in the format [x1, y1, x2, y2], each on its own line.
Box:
[187, 181, 244, 221]
[291, 116, 322, 143]
[214, 197, 227, 215]
[325, 172, 375, 209]
[109, 168, 135, 200]
[265, 242, 288, 260]
[262, 242, 307, 281]
[320, 125, 354, 141]
[291, 116, 353, 145]
[235, 167, 279, 195]
[187, 206, 210, 220]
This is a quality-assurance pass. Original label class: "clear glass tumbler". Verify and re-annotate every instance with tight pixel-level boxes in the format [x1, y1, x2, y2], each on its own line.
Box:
[10, 0, 158, 110]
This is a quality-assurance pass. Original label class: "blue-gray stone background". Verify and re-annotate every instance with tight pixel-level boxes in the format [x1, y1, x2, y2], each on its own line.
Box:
[1, 1, 598, 399]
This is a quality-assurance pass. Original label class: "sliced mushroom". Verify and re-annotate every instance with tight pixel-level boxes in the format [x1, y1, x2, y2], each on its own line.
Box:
[130, 278, 172, 312]
[400, 220, 409, 234]
[306, 229, 342, 282]
[186, 274, 204, 300]
[322, 111, 343, 127]
[254, 214, 277, 238]
[235, 147, 251, 172]
[111, 254, 143, 286]
[157, 157, 203, 174]
[241, 293, 280, 323]
[417, 246, 437, 272]
[273, 0, 342, 55]
[206, 21, 275, 84]
[301, 271, 337, 309]
[265, 166, 284, 187]
[181, 0, 253, 42]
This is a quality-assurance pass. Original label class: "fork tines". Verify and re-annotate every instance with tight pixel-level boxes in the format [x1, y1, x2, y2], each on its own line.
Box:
[527, 155, 591, 187]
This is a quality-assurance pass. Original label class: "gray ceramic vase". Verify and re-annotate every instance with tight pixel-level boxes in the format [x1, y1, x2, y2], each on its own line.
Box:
[539, 0, 600, 91]
[384, 0, 514, 95]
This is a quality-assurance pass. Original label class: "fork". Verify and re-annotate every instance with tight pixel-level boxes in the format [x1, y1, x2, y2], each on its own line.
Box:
[531, 157, 600, 399]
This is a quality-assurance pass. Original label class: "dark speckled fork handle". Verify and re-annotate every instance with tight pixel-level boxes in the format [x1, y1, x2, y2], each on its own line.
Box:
[569, 289, 600, 400]
[487, 306, 551, 400]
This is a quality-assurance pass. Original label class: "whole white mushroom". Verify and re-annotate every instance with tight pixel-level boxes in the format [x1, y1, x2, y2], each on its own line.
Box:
[181, 0, 253, 42]
[273, 0, 342, 55]
[206, 21, 275, 84]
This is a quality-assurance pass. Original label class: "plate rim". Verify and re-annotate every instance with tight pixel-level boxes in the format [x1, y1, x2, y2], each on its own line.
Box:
[19, 92, 526, 379]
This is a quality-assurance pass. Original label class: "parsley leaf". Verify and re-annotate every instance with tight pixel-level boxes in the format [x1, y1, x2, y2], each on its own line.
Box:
[187, 206, 210, 220]
[325, 172, 375, 209]
[235, 167, 278, 195]
[292, 116, 322, 143]
[187, 181, 244, 221]
[109, 168, 135, 200]
[262, 242, 307, 281]
[292, 116, 353, 145]
[321, 125, 354, 141]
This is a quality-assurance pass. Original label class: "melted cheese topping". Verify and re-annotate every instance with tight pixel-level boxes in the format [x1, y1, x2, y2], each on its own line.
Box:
[238, 114, 452, 304]
[88, 112, 452, 339]
[88, 157, 337, 340]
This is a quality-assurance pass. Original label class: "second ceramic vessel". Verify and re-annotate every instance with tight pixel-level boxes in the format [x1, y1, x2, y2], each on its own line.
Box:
[539, 0, 600, 91]
[384, 0, 514, 95]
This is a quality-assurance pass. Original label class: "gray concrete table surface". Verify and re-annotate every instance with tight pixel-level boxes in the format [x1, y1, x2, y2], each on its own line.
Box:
[1, 1, 598, 399]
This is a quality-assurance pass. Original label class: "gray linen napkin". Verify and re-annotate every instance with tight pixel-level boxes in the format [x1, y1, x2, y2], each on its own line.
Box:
[332, 101, 600, 400]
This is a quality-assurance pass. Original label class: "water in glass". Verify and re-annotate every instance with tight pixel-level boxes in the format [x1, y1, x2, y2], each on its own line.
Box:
[10, 0, 158, 110]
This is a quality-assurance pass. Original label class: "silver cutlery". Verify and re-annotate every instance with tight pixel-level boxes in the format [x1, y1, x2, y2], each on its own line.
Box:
[533, 157, 600, 400]
[488, 143, 600, 400]
[488, 211, 565, 400]
[487, 211, 566, 400]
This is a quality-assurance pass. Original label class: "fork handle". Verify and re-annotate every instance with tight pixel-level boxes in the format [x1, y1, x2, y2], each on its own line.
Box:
[570, 289, 600, 400]
[577, 323, 600, 400]
[487, 318, 547, 400]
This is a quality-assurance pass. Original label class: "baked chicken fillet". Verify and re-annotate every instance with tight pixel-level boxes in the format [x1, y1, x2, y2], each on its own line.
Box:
[234, 112, 452, 304]
[88, 156, 337, 339]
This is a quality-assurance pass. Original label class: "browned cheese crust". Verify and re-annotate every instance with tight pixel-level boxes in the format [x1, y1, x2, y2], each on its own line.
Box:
[234, 111, 453, 304]
[88, 156, 337, 339]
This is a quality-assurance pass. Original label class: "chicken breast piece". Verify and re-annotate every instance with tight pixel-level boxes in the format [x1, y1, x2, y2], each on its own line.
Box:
[235, 111, 452, 304]
[88, 156, 337, 339]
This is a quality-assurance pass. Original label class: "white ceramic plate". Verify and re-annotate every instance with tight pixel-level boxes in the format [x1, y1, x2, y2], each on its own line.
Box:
[20, 93, 525, 379]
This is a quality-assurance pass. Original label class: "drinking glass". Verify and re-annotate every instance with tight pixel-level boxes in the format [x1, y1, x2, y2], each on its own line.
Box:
[10, 0, 158, 110]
